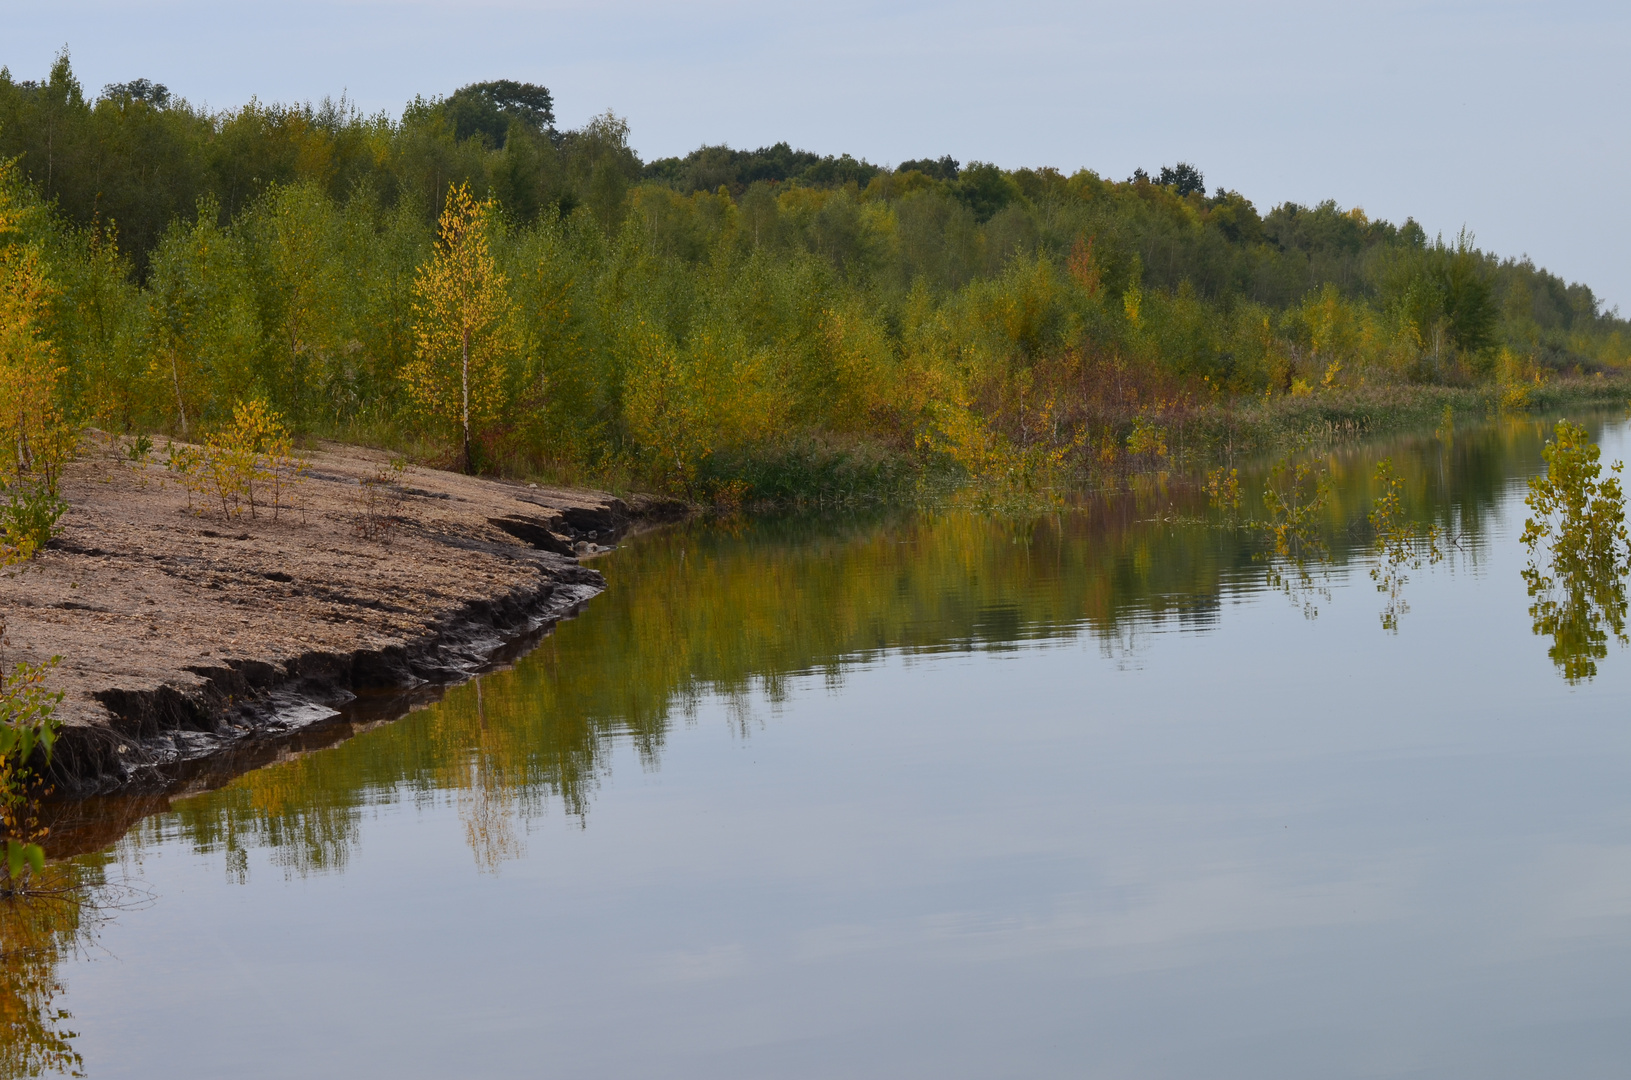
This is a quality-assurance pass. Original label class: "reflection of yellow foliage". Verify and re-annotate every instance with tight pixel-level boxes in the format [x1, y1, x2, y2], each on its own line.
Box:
[1257, 454, 1334, 618]
[1368, 457, 1444, 632]
[158, 492, 1324, 871]
[137, 422, 1575, 879]
[0, 865, 91, 1078]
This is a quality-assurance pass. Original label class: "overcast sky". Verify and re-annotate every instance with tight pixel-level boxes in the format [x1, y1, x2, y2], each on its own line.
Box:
[9, 0, 1629, 309]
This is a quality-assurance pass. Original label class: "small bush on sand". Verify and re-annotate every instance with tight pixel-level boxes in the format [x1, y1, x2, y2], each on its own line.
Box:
[169, 399, 307, 520]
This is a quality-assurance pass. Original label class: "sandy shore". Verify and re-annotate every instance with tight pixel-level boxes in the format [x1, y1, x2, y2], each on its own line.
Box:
[0, 437, 678, 794]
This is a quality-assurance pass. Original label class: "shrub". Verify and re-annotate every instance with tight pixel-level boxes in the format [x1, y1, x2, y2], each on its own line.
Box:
[0, 483, 65, 565]
[169, 399, 307, 520]
[0, 630, 62, 894]
[1521, 420, 1630, 682]
[351, 459, 409, 542]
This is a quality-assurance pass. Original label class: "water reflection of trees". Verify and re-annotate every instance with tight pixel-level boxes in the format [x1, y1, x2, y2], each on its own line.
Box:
[82, 416, 1563, 884]
[1, 862, 123, 1079]
[5, 414, 1601, 1073]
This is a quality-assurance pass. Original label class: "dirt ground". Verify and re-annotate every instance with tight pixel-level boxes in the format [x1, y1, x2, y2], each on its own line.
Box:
[0, 436, 663, 790]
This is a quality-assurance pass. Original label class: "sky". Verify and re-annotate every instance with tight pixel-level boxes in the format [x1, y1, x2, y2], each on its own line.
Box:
[8, 0, 1630, 310]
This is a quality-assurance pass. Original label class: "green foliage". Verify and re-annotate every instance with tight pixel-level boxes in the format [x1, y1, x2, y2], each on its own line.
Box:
[0, 638, 62, 897]
[2, 51, 1629, 501]
[445, 80, 554, 147]
[645, 142, 882, 193]
[1521, 420, 1631, 682]
[0, 482, 66, 564]
[1156, 162, 1206, 198]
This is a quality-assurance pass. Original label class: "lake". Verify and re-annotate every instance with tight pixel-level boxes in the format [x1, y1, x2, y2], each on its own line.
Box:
[14, 412, 1631, 1079]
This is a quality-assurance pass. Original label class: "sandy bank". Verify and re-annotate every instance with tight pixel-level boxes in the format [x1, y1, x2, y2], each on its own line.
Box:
[1, 439, 680, 795]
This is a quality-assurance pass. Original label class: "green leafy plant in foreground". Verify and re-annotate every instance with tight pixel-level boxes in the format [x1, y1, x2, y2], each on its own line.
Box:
[0, 627, 63, 894]
[0, 482, 67, 566]
[1521, 420, 1631, 682]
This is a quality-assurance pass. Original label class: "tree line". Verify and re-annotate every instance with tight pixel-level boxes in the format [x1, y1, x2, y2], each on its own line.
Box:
[1, 49, 1627, 497]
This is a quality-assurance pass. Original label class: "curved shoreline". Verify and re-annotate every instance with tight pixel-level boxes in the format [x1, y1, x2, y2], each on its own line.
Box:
[0, 438, 682, 801]
[50, 561, 608, 795]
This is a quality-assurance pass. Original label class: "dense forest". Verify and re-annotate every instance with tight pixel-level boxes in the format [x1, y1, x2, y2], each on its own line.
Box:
[1, 50, 1626, 498]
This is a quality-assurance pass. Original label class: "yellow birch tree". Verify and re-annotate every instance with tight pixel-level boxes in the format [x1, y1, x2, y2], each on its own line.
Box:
[0, 174, 66, 490]
[405, 183, 516, 473]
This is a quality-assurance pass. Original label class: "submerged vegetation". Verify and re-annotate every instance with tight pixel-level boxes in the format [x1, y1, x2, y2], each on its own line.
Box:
[0, 52, 1627, 502]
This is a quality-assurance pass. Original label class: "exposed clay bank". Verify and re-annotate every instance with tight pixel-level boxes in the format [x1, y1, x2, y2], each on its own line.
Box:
[0, 440, 679, 794]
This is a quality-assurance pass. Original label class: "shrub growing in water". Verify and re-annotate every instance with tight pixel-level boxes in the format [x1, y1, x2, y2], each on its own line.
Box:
[1521, 420, 1631, 682]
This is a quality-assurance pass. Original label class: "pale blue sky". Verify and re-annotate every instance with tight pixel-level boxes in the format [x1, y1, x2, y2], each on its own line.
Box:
[10, 1, 1630, 309]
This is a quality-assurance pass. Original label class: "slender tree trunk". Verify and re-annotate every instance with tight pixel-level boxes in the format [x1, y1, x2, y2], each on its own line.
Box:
[461, 325, 472, 474]
[170, 348, 189, 437]
[289, 302, 301, 422]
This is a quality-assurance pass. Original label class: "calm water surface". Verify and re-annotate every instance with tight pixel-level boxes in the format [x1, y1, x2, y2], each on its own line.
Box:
[25, 414, 1631, 1077]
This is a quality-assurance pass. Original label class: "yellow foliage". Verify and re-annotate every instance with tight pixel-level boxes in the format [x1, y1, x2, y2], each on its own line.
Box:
[818, 307, 895, 432]
[1126, 415, 1169, 459]
[622, 326, 709, 496]
[1066, 235, 1102, 297]
[920, 389, 1074, 503]
[1205, 466, 1241, 514]
[688, 330, 789, 450]
[0, 230, 71, 491]
[1122, 280, 1143, 327]
[170, 398, 305, 520]
[1495, 346, 1541, 411]
[405, 183, 517, 472]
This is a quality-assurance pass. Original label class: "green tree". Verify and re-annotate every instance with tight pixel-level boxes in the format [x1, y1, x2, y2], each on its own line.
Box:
[1441, 230, 1497, 359]
[243, 181, 346, 424]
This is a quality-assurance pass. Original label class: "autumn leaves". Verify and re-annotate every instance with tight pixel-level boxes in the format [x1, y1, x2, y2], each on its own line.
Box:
[407, 184, 517, 475]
